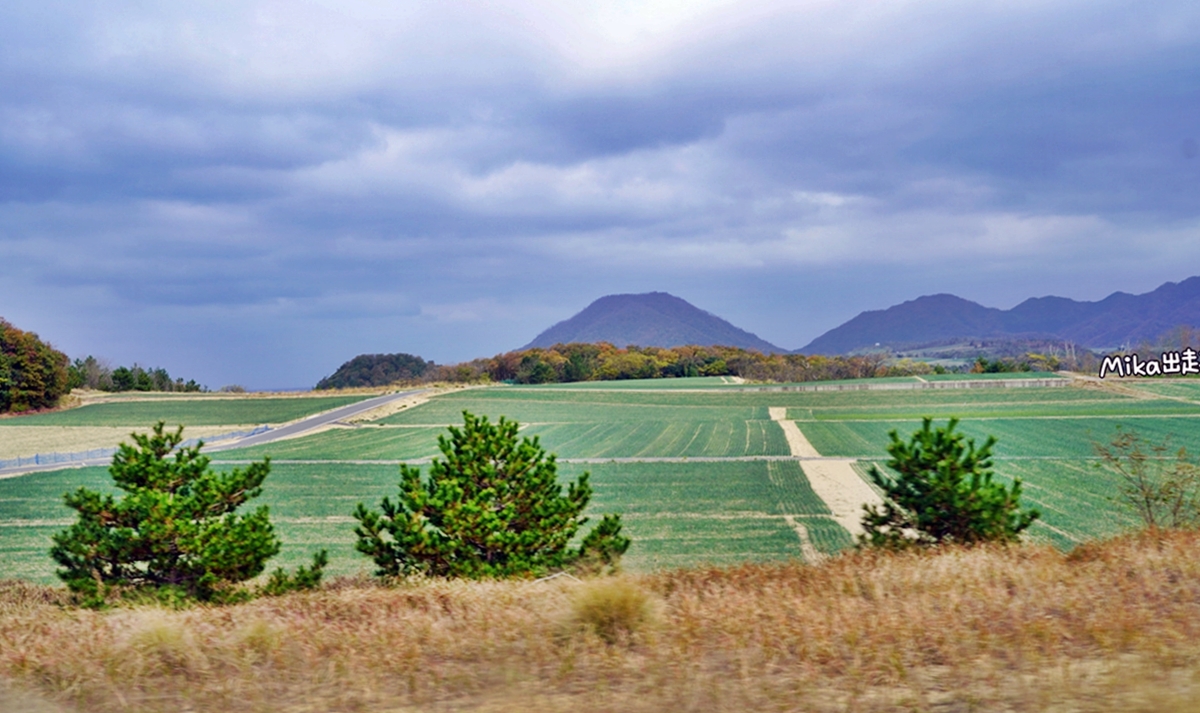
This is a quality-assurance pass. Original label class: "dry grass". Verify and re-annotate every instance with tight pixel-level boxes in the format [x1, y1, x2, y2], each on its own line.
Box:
[3, 530, 1200, 712]
[0, 426, 252, 460]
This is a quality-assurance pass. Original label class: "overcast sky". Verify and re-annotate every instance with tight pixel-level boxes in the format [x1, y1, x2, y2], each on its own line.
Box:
[2, 1, 1199, 389]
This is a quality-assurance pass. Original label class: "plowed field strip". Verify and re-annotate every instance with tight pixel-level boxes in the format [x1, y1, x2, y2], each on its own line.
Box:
[770, 407, 883, 538]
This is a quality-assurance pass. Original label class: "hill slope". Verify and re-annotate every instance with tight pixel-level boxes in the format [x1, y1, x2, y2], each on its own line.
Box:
[802, 277, 1200, 354]
[524, 292, 784, 353]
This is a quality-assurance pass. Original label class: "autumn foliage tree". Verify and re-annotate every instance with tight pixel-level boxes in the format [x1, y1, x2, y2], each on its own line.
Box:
[0, 318, 69, 413]
[354, 411, 629, 578]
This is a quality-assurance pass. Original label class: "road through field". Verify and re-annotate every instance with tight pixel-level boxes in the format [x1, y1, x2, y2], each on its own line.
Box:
[0, 390, 427, 477]
[769, 407, 882, 538]
[207, 389, 428, 451]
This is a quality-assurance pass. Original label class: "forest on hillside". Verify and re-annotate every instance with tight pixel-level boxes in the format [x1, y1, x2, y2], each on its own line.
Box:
[316, 342, 1007, 388]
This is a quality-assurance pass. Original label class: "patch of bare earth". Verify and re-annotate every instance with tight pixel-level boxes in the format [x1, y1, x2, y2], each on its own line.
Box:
[2, 530, 1199, 712]
[0, 426, 256, 460]
[769, 407, 883, 537]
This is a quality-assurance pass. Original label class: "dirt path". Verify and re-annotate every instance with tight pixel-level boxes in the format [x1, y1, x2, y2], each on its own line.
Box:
[769, 407, 883, 538]
[783, 515, 825, 563]
[767, 407, 820, 456]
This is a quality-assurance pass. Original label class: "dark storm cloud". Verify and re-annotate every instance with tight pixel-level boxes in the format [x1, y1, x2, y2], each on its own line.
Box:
[3, 0, 1200, 388]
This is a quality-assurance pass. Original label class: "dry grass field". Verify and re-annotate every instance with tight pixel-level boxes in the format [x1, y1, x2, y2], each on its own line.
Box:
[0, 425, 253, 460]
[2, 529, 1199, 713]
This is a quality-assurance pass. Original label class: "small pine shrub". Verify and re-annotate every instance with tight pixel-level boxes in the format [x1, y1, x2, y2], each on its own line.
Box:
[861, 417, 1039, 547]
[261, 550, 329, 597]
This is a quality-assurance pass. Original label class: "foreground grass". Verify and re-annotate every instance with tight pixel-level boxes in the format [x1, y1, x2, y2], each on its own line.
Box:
[2, 530, 1200, 712]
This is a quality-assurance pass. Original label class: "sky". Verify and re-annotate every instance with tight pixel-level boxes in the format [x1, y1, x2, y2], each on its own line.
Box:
[2, 1, 1199, 389]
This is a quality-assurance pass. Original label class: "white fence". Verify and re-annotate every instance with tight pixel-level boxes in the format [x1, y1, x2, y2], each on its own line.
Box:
[0, 426, 271, 472]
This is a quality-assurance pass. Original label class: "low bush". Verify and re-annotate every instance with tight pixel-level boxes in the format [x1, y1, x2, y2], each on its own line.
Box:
[566, 576, 658, 644]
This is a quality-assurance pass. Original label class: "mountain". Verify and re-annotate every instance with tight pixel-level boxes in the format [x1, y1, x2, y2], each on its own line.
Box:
[802, 277, 1200, 354]
[524, 292, 784, 353]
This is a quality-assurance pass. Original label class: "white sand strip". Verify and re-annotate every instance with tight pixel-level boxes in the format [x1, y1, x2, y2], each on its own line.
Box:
[799, 459, 883, 538]
[769, 407, 884, 538]
[768, 407, 821, 457]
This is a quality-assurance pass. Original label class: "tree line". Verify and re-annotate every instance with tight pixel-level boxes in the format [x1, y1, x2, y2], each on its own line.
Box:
[67, 356, 205, 393]
[2, 317, 211, 415]
[318, 343, 915, 388]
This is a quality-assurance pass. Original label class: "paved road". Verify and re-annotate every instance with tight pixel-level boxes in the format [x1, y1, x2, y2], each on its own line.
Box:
[0, 389, 426, 477]
[206, 389, 426, 452]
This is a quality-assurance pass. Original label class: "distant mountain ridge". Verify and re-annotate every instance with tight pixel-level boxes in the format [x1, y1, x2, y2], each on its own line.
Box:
[802, 277, 1200, 354]
[523, 292, 784, 353]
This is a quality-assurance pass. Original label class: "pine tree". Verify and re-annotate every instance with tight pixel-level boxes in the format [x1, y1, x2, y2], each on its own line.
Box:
[861, 417, 1039, 547]
[354, 411, 629, 578]
[51, 422, 282, 602]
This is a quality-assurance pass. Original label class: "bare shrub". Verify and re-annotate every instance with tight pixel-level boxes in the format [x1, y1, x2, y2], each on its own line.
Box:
[565, 577, 658, 644]
[1093, 426, 1200, 528]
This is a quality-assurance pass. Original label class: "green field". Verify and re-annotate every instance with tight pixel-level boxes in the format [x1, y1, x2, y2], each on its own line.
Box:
[2, 376, 1197, 583]
[0, 460, 843, 581]
[220, 426, 448, 461]
[797, 415, 1200, 459]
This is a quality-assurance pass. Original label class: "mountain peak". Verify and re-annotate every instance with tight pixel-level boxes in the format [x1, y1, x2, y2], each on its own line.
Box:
[523, 292, 784, 353]
[801, 276, 1200, 354]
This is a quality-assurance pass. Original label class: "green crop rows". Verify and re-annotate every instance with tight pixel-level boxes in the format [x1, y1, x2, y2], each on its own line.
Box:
[5, 377, 1200, 582]
[376, 392, 773, 424]
[0, 459, 837, 582]
[521, 420, 788, 458]
[797, 416, 1200, 459]
[555, 460, 841, 569]
[1124, 380, 1200, 400]
[788, 397, 1200, 420]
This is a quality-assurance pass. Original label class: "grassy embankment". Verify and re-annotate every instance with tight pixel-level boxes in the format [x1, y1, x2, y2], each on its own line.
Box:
[2, 529, 1199, 712]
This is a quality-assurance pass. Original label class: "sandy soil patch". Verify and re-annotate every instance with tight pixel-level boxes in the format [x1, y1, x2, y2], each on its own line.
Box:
[0, 426, 255, 460]
[768, 407, 820, 457]
[769, 407, 883, 537]
[799, 459, 884, 538]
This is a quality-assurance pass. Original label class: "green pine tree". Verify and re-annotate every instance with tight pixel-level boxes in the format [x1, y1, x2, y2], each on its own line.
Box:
[51, 422, 283, 602]
[861, 417, 1040, 548]
[354, 411, 629, 578]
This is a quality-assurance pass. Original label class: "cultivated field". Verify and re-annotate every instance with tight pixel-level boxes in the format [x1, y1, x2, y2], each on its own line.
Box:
[2, 375, 1198, 580]
[0, 392, 375, 464]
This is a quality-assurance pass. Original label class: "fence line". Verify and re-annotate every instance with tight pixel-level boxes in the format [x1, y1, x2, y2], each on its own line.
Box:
[0, 426, 271, 471]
